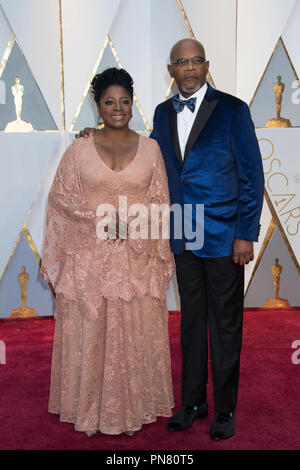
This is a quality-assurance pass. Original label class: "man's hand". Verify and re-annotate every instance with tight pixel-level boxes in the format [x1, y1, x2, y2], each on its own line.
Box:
[75, 127, 96, 138]
[232, 239, 254, 266]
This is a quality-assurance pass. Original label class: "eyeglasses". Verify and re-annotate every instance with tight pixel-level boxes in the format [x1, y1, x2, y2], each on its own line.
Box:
[170, 57, 207, 68]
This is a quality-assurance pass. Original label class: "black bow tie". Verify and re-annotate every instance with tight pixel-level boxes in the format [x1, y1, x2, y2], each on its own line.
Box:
[172, 96, 196, 113]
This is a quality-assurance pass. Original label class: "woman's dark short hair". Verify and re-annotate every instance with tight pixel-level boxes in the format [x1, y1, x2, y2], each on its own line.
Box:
[91, 67, 134, 104]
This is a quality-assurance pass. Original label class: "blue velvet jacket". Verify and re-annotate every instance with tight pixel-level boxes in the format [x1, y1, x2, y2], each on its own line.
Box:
[150, 83, 265, 257]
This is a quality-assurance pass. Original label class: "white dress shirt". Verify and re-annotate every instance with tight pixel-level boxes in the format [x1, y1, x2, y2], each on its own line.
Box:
[177, 82, 208, 159]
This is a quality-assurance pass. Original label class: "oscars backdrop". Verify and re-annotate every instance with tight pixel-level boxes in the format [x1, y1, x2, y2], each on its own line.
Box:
[0, 0, 300, 318]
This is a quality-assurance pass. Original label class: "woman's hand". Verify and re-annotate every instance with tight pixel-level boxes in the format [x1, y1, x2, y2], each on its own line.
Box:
[106, 213, 128, 244]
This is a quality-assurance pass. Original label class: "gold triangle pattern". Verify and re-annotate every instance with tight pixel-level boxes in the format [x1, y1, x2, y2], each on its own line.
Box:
[0, 30, 59, 131]
[0, 33, 14, 78]
[164, 0, 216, 101]
[247, 36, 300, 290]
[264, 189, 300, 275]
[69, 35, 150, 132]
[249, 36, 299, 110]
[0, 224, 40, 283]
[1, 3, 64, 131]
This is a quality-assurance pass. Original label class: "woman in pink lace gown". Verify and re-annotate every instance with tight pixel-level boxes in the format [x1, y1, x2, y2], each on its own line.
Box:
[41, 68, 174, 437]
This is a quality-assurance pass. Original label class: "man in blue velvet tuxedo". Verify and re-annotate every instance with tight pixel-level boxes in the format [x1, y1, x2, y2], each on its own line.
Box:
[150, 38, 264, 440]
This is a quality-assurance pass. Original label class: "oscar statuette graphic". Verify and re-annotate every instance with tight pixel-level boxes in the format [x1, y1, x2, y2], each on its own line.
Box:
[4, 77, 34, 132]
[264, 258, 290, 308]
[10, 267, 38, 318]
[265, 76, 292, 128]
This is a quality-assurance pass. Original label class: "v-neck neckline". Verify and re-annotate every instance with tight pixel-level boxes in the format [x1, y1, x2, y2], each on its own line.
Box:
[91, 134, 141, 175]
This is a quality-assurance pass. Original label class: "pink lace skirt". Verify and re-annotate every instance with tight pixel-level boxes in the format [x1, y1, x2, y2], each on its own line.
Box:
[48, 294, 174, 435]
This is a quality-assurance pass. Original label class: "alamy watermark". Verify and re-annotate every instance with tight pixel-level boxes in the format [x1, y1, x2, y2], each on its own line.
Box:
[0, 79, 5, 104]
[95, 196, 204, 250]
[291, 340, 300, 365]
[291, 80, 300, 105]
[0, 340, 6, 365]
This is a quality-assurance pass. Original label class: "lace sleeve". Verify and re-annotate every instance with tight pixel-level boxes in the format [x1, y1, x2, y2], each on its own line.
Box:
[148, 142, 174, 266]
[40, 142, 96, 287]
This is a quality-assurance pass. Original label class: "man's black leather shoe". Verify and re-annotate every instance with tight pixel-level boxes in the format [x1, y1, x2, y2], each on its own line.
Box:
[210, 411, 235, 440]
[167, 403, 208, 431]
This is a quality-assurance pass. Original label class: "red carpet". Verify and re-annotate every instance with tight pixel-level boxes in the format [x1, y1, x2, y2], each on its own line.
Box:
[0, 309, 300, 451]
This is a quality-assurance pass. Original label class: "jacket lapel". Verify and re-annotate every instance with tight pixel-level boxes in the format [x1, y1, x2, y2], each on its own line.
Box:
[167, 99, 183, 166]
[183, 95, 219, 161]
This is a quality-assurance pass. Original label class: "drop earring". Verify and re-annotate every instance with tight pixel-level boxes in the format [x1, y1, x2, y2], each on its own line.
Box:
[96, 115, 104, 129]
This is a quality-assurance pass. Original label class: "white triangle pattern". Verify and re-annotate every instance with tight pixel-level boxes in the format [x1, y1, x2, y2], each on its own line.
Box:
[0, 0, 62, 127]
[0, 0, 299, 310]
